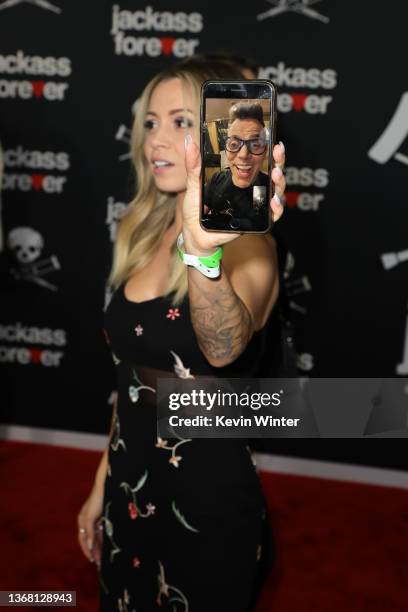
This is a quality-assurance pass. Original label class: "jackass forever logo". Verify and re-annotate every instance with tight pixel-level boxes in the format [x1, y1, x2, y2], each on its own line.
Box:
[0, 321, 66, 367]
[0, 50, 71, 100]
[284, 166, 329, 211]
[111, 4, 203, 57]
[258, 61, 337, 114]
[2, 145, 70, 193]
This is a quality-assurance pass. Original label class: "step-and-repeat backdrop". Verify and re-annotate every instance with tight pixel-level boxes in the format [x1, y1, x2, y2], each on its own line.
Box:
[0, 1, 407, 468]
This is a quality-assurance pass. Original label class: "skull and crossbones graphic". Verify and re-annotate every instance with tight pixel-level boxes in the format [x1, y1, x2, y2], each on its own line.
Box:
[7, 226, 61, 291]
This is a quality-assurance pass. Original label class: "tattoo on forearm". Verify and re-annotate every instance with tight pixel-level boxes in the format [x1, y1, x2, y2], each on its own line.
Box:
[188, 272, 253, 364]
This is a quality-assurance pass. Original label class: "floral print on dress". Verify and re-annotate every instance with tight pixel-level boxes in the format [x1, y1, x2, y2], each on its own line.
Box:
[120, 470, 156, 519]
[110, 412, 126, 453]
[170, 351, 195, 379]
[100, 501, 121, 563]
[166, 307, 180, 320]
[157, 561, 189, 611]
[117, 588, 136, 612]
[171, 500, 199, 533]
[112, 352, 121, 365]
[128, 368, 155, 403]
[155, 352, 194, 467]
[134, 324, 143, 336]
[155, 434, 191, 469]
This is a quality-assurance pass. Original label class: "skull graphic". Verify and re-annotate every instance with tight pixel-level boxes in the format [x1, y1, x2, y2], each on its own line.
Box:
[7, 226, 44, 263]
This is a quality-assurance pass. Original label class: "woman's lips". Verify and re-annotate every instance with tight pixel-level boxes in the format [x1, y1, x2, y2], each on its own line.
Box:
[152, 160, 175, 174]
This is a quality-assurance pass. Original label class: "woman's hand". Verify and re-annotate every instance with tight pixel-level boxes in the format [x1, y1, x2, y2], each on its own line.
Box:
[77, 482, 104, 568]
[182, 135, 286, 255]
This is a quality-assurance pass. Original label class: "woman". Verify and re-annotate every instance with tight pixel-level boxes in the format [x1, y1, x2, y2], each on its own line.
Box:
[77, 57, 285, 612]
[204, 101, 270, 231]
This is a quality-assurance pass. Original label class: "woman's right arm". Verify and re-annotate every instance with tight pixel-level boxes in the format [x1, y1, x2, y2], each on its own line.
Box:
[77, 392, 118, 565]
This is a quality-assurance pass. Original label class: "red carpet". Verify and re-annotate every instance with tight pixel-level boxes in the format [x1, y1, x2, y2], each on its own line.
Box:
[1, 440, 407, 611]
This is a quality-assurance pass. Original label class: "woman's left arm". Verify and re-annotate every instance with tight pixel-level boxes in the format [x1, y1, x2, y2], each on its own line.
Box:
[182, 138, 285, 368]
[183, 232, 279, 367]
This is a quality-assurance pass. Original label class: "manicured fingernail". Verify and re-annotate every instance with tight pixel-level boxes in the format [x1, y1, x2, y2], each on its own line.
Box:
[279, 140, 285, 153]
[184, 134, 192, 149]
[273, 193, 282, 206]
[274, 166, 283, 177]
[87, 539, 93, 551]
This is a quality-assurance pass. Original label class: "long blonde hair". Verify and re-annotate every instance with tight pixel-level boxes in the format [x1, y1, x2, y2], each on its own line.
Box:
[108, 58, 243, 305]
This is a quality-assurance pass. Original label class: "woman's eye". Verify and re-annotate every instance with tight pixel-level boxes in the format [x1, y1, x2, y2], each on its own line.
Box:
[144, 119, 158, 130]
[174, 117, 193, 129]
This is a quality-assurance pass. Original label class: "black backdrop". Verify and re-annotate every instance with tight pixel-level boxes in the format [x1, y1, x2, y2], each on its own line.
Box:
[0, 1, 407, 469]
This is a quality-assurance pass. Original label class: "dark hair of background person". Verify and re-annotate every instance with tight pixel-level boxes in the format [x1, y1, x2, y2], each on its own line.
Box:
[174, 53, 258, 80]
[229, 102, 265, 126]
[195, 53, 259, 79]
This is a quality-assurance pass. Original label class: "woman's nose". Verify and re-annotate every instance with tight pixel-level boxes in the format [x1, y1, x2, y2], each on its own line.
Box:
[149, 125, 171, 148]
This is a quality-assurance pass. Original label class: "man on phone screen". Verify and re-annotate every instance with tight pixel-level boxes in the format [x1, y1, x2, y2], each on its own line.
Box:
[205, 102, 269, 231]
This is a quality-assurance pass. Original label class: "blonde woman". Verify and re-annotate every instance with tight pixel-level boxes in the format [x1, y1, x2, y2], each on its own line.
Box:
[78, 57, 285, 612]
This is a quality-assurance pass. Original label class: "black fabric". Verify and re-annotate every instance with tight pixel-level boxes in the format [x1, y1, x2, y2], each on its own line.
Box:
[99, 281, 274, 611]
[204, 169, 269, 231]
[257, 230, 300, 378]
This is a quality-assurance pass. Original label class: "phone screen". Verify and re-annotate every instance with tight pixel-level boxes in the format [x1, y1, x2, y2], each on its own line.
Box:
[200, 80, 276, 234]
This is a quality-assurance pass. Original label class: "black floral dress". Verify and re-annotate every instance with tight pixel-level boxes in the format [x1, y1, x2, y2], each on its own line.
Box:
[99, 281, 273, 612]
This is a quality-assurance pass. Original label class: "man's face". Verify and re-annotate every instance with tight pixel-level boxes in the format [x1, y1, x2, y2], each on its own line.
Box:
[226, 119, 267, 188]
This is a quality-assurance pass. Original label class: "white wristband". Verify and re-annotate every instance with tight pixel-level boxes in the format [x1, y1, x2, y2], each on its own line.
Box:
[177, 233, 223, 278]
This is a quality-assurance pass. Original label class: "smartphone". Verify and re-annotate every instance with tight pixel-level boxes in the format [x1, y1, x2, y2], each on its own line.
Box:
[200, 79, 277, 234]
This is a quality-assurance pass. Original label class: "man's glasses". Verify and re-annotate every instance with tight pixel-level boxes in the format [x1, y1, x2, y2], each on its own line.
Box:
[225, 136, 267, 155]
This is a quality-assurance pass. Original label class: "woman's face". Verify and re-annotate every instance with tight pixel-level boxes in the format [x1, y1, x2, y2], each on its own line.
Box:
[143, 78, 194, 194]
[226, 119, 267, 188]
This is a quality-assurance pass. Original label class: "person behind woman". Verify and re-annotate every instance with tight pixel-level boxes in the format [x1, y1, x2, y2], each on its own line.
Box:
[77, 56, 286, 612]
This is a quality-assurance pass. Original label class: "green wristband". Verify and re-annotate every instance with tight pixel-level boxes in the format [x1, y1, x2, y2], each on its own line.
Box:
[196, 247, 224, 267]
[177, 233, 224, 278]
